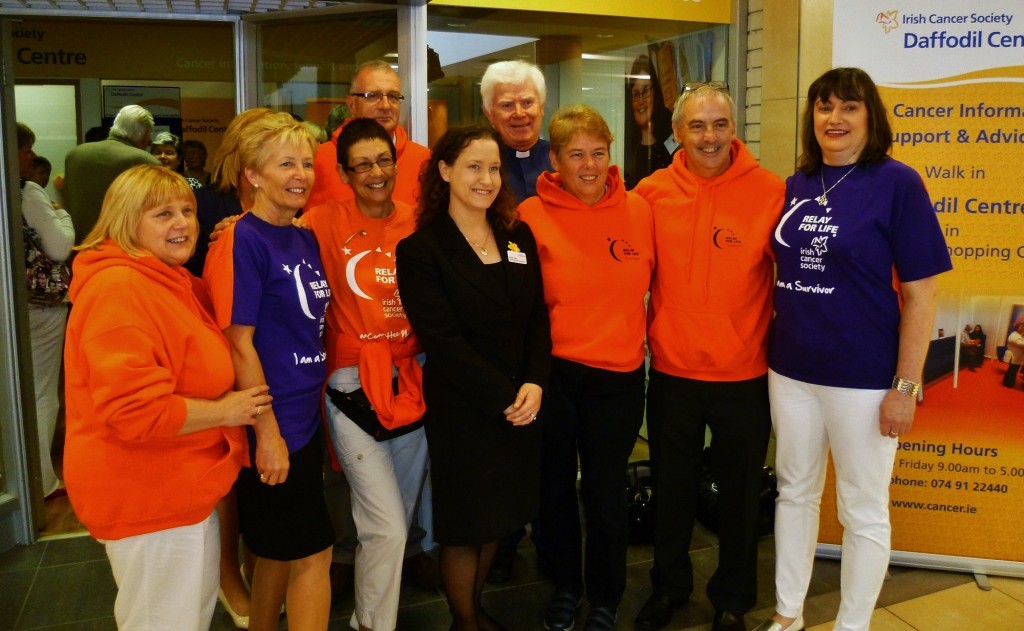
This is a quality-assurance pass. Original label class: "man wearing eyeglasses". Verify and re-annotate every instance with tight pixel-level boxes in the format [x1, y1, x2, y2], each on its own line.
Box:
[480, 60, 551, 203]
[632, 83, 785, 631]
[308, 60, 431, 210]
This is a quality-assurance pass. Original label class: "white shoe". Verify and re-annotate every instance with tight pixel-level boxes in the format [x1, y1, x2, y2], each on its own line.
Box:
[751, 615, 804, 631]
[218, 589, 250, 629]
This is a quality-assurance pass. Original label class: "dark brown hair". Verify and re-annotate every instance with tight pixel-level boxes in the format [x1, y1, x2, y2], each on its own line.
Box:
[415, 125, 518, 231]
[336, 117, 396, 166]
[799, 67, 892, 173]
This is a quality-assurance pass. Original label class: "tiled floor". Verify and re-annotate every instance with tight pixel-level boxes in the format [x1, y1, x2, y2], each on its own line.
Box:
[2, 528, 1022, 630]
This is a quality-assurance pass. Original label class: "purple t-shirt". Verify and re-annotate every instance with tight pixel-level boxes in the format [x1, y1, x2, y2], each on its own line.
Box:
[768, 158, 952, 389]
[215, 213, 331, 453]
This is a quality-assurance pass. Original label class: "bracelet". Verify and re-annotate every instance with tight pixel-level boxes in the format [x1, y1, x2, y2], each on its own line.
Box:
[892, 376, 921, 397]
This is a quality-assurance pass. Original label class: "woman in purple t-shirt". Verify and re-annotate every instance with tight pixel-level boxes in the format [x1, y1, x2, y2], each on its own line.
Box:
[755, 68, 952, 631]
[205, 112, 334, 631]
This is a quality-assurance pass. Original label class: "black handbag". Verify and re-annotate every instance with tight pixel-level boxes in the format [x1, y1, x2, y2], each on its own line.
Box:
[325, 381, 423, 442]
[695, 446, 778, 536]
[626, 459, 656, 544]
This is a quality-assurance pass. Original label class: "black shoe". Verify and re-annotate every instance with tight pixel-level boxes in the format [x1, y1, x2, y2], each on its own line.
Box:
[712, 610, 747, 631]
[543, 590, 582, 630]
[583, 606, 616, 631]
[487, 545, 516, 584]
[634, 593, 680, 631]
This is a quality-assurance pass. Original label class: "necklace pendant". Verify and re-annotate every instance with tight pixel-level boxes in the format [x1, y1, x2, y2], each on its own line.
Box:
[481, 247, 489, 256]
[816, 193, 828, 206]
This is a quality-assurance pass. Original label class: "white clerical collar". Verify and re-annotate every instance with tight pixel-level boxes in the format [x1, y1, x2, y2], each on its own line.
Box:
[515, 150, 531, 158]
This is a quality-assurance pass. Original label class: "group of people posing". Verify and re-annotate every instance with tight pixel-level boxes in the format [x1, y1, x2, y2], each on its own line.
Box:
[56, 58, 951, 631]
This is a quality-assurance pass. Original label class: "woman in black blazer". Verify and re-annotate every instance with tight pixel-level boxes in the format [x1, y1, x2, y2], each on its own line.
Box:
[396, 125, 551, 631]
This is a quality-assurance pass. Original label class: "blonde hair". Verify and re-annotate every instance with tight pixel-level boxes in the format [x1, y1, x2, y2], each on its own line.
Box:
[238, 112, 318, 177]
[548, 104, 614, 155]
[210, 108, 275, 193]
[77, 165, 196, 257]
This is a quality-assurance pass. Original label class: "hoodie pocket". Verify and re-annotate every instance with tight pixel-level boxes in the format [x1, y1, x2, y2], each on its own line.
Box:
[648, 306, 751, 374]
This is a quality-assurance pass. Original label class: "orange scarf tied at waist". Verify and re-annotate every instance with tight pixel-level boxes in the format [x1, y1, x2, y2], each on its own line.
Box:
[333, 330, 426, 430]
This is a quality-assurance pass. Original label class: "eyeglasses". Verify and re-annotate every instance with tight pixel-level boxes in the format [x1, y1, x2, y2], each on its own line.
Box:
[630, 85, 653, 102]
[683, 81, 730, 94]
[350, 91, 405, 104]
[343, 156, 396, 174]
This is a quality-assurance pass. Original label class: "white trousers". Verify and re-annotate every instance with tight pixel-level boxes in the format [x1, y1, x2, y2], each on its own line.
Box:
[768, 371, 898, 631]
[103, 511, 220, 631]
[29, 305, 67, 495]
[326, 366, 430, 631]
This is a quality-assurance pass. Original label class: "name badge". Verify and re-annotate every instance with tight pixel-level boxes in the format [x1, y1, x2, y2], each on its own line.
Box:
[507, 250, 527, 264]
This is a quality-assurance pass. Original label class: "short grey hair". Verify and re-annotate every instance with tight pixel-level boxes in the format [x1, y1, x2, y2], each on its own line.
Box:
[151, 131, 182, 152]
[351, 59, 399, 93]
[110, 105, 155, 145]
[671, 85, 736, 127]
[480, 61, 546, 113]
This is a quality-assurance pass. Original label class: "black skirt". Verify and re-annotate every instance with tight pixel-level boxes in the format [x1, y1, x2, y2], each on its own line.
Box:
[425, 404, 542, 545]
[236, 434, 334, 561]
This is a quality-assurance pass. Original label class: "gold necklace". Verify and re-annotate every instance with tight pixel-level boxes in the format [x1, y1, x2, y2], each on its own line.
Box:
[464, 232, 492, 256]
[817, 164, 858, 206]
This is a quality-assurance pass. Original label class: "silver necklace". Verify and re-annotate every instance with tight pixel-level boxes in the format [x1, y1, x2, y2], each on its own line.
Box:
[817, 164, 858, 206]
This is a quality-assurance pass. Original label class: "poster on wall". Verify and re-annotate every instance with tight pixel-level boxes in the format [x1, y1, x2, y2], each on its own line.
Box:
[831, 0, 1024, 574]
[622, 30, 716, 188]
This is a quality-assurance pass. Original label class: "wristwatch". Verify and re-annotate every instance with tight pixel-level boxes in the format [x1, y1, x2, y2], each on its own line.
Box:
[892, 376, 921, 397]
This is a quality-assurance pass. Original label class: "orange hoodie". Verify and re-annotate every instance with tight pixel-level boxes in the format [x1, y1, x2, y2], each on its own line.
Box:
[634, 139, 785, 381]
[303, 198, 425, 432]
[307, 120, 431, 210]
[519, 166, 654, 371]
[64, 241, 246, 540]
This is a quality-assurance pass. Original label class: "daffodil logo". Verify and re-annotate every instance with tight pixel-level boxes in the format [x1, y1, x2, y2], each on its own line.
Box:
[507, 241, 521, 253]
[876, 10, 899, 33]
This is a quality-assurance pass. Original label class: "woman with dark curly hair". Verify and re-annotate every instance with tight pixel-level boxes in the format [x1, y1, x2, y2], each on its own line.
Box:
[396, 125, 551, 631]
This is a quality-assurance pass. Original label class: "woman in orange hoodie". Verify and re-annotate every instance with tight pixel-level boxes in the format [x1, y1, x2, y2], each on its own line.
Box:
[518, 105, 655, 631]
[64, 165, 272, 630]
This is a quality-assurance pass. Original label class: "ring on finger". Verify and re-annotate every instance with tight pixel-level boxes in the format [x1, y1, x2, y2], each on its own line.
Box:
[259, 473, 268, 482]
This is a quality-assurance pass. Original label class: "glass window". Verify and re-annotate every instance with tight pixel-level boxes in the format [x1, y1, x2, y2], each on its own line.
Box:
[426, 7, 728, 184]
[258, 11, 399, 129]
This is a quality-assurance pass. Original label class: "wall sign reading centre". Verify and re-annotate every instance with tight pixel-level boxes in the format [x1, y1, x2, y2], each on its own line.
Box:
[431, 0, 731, 23]
[11, 21, 233, 81]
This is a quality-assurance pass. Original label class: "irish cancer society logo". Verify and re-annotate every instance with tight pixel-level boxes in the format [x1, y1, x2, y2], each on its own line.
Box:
[877, 10, 900, 33]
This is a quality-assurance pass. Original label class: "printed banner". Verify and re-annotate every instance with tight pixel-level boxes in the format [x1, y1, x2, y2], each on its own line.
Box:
[828, 0, 1024, 569]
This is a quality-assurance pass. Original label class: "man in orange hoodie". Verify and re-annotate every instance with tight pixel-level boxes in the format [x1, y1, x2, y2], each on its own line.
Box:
[633, 85, 785, 631]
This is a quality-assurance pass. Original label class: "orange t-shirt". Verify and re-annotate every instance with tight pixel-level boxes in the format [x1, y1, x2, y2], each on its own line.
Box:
[303, 198, 424, 430]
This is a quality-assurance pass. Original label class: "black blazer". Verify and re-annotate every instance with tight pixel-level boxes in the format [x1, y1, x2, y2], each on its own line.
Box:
[396, 213, 551, 417]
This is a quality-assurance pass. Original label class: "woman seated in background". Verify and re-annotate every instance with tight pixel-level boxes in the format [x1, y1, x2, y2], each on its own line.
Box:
[969, 325, 987, 369]
[303, 117, 429, 631]
[204, 112, 334, 631]
[396, 125, 551, 631]
[64, 164, 271, 630]
[151, 131, 203, 189]
[518, 105, 654, 631]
